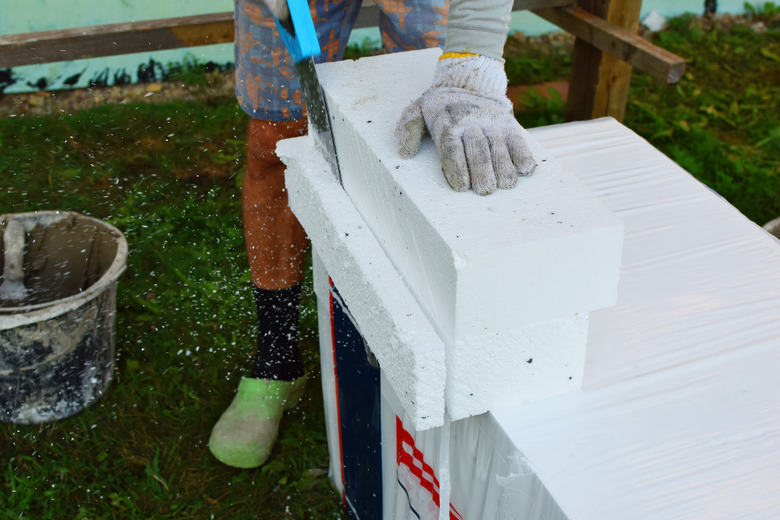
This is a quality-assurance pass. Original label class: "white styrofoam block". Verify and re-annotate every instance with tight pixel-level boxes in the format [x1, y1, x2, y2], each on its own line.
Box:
[446, 313, 589, 421]
[315, 48, 624, 343]
[487, 118, 780, 519]
[277, 134, 446, 430]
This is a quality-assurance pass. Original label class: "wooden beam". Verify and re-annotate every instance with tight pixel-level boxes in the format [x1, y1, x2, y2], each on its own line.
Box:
[0, 0, 683, 125]
[533, 5, 686, 84]
[0, 13, 235, 68]
[513, 0, 575, 8]
[0, 2, 581, 69]
[354, 4, 381, 31]
[559, 0, 639, 121]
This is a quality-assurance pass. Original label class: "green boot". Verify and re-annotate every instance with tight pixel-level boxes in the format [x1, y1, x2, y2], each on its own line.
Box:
[209, 375, 306, 468]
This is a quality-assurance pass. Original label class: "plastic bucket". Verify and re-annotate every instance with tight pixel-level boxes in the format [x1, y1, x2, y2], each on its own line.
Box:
[0, 211, 128, 424]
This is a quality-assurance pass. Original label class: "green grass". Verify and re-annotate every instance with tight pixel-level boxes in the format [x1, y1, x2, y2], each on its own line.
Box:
[1, 12, 779, 519]
[0, 100, 341, 519]
[627, 17, 780, 224]
[511, 12, 780, 224]
[504, 36, 573, 85]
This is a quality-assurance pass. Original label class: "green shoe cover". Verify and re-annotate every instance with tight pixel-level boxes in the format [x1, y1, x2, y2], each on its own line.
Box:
[208, 375, 306, 468]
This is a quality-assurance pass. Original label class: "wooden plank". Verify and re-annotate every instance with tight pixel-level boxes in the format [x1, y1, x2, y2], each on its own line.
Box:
[0, 13, 234, 68]
[513, 0, 575, 8]
[354, 5, 381, 31]
[348, 0, 577, 28]
[0, 2, 582, 69]
[533, 5, 686, 84]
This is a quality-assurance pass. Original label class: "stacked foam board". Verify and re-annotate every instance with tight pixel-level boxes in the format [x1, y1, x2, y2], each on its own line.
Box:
[279, 134, 446, 430]
[278, 50, 780, 518]
[278, 48, 623, 425]
[478, 117, 780, 519]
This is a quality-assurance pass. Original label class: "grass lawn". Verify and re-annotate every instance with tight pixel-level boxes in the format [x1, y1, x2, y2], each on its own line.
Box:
[1, 11, 778, 520]
[510, 11, 780, 224]
[1, 100, 339, 519]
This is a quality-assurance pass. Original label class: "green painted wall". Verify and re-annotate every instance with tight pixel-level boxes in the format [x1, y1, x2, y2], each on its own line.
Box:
[1, 0, 755, 94]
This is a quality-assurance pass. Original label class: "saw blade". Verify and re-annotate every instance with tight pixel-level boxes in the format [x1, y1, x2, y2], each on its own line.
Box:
[294, 57, 342, 185]
[276, 2, 342, 185]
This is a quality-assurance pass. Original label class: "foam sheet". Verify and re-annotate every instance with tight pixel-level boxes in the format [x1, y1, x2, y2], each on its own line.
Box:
[488, 117, 780, 519]
[314, 48, 623, 343]
[278, 136, 446, 430]
[305, 49, 625, 419]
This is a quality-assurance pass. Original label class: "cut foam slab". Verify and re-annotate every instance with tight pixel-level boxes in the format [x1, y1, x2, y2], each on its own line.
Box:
[446, 313, 589, 420]
[279, 132, 591, 422]
[277, 134, 446, 430]
[315, 48, 624, 344]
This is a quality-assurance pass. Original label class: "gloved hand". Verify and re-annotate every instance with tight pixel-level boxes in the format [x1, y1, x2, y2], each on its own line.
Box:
[396, 54, 536, 195]
[246, 0, 289, 20]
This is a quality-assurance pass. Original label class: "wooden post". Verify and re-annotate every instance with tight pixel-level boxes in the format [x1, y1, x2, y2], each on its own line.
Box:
[565, 0, 642, 122]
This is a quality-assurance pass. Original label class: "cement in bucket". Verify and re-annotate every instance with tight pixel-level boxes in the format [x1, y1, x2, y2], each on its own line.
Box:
[0, 211, 128, 424]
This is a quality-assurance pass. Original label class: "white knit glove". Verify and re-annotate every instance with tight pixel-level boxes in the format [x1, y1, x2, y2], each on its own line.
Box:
[396, 55, 536, 195]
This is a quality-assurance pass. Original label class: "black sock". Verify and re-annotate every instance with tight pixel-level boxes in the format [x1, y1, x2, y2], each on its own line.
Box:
[250, 284, 305, 381]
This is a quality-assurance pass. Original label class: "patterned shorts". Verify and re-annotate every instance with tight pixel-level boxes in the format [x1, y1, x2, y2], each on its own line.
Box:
[234, 0, 449, 121]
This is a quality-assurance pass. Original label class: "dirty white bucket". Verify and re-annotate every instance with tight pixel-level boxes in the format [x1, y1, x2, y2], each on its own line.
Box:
[0, 211, 128, 424]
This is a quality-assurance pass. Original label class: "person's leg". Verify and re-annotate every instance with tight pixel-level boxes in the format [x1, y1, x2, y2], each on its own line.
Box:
[210, 0, 364, 469]
[210, 0, 310, 469]
[209, 119, 311, 469]
[244, 117, 308, 384]
[236, 0, 366, 378]
[244, 118, 309, 292]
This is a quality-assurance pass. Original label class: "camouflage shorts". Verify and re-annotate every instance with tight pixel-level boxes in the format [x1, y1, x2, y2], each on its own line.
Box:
[234, 0, 449, 121]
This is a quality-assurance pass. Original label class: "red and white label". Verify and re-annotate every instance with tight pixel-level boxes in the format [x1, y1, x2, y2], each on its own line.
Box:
[396, 416, 463, 520]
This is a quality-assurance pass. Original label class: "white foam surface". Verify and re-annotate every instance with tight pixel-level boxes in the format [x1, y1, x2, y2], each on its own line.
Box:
[315, 48, 624, 343]
[446, 313, 589, 421]
[488, 117, 780, 519]
[285, 108, 780, 517]
[277, 135, 446, 430]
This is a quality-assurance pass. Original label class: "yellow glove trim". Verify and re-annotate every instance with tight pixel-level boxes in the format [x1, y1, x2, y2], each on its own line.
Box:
[439, 52, 480, 61]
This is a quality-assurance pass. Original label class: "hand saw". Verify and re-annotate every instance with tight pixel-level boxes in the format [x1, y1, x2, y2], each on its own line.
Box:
[275, 0, 342, 185]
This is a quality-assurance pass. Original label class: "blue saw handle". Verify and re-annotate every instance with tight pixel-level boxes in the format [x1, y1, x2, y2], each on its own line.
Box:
[276, 0, 321, 63]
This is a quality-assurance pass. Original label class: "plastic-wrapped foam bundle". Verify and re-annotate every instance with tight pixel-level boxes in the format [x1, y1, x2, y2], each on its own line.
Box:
[278, 49, 780, 519]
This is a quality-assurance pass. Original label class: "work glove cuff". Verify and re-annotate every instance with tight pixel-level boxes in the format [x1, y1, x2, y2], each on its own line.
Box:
[432, 55, 510, 104]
